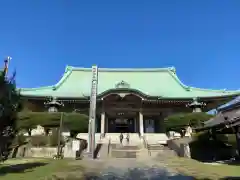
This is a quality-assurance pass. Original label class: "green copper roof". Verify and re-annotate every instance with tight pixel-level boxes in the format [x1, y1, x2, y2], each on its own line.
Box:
[20, 66, 240, 99]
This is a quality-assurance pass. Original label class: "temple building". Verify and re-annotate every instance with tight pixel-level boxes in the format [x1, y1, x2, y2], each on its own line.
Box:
[20, 66, 240, 137]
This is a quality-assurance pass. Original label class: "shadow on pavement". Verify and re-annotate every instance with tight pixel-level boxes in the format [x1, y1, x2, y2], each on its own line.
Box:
[0, 162, 47, 176]
[83, 167, 197, 180]
[84, 173, 196, 180]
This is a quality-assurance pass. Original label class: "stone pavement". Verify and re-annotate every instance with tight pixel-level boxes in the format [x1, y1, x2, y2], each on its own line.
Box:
[70, 157, 194, 179]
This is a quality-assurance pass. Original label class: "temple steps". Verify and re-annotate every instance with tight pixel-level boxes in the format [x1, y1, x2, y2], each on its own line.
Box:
[144, 133, 169, 145]
[76, 133, 169, 150]
[147, 144, 165, 151]
[105, 133, 141, 143]
[111, 150, 137, 158]
[110, 144, 141, 158]
[146, 144, 177, 157]
[111, 144, 140, 150]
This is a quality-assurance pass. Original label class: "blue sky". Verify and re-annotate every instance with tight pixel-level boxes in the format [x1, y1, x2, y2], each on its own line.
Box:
[0, 0, 240, 91]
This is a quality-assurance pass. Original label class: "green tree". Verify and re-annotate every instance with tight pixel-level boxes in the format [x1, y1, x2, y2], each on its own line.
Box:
[17, 112, 89, 137]
[164, 112, 214, 136]
[17, 112, 61, 136]
[63, 113, 89, 136]
[17, 116, 37, 136]
[0, 72, 20, 161]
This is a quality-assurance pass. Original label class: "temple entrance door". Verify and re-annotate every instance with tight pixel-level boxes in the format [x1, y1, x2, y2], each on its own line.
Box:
[103, 93, 142, 133]
[108, 118, 135, 133]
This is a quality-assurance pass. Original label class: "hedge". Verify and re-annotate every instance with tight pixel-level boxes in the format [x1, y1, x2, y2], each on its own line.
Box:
[164, 112, 214, 132]
[190, 131, 236, 161]
[17, 112, 89, 135]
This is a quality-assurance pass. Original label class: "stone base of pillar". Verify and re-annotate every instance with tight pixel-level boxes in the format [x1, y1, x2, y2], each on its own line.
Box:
[100, 133, 105, 139]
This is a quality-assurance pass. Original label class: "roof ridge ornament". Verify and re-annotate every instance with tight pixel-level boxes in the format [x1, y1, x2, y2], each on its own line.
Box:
[186, 86, 191, 91]
[115, 80, 130, 89]
[169, 67, 176, 73]
[65, 66, 72, 72]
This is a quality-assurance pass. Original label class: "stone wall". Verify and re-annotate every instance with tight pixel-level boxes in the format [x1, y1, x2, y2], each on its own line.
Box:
[167, 137, 192, 158]
[64, 140, 77, 158]
[24, 147, 57, 158]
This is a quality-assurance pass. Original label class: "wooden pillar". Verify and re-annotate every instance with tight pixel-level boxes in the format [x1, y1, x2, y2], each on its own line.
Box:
[106, 117, 108, 133]
[154, 118, 158, 133]
[139, 111, 144, 137]
[100, 111, 105, 135]
[134, 118, 137, 133]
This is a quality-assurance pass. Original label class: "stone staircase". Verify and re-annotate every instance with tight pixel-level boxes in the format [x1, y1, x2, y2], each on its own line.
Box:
[146, 143, 176, 157]
[106, 133, 142, 158]
[76, 133, 169, 145]
[110, 144, 141, 158]
[144, 133, 169, 145]
[104, 133, 142, 145]
[77, 133, 174, 159]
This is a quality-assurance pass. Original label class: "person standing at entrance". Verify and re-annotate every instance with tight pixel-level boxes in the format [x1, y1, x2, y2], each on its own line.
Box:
[119, 133, 123, 145]
[126, 133, 130, 144]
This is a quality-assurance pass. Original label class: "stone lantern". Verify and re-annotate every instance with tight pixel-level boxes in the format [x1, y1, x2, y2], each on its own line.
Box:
[186, 97, 206, 113]
[44, 97, 64, 112]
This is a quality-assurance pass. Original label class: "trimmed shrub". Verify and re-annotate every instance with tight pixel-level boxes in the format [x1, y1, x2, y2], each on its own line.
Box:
[17, 112, 60, 129]
[30, 135, 48, 147]
[16, 117, 37, 136]
[48, 128, 64, 147]
[11, 134, 27, 148]
[216, 134, 237, 148]
[17, 112, 89, 136]
[164, 112, 213, 133]
[190, 131, 235, 161]
[63, 113, 89, 133]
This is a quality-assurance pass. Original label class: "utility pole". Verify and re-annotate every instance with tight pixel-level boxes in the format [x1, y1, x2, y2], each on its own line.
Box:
[87, 65, 98, 159]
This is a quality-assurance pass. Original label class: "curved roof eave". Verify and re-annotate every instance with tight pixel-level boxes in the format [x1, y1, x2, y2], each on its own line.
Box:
[19, 65, 73, 92]
[167, 67, 240, 94]
[19, 66, 240, 99]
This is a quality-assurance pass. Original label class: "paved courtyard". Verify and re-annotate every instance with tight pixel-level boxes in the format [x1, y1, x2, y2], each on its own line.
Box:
[71, 158, 194, 179]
